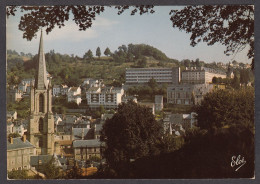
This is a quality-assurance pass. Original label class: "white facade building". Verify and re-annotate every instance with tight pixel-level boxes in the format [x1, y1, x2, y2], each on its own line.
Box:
[125, 67, 180, 84]
[86, 86, 124, 109]
[67, 87, 82, 105]
[167, 84, 213, 105]
[181, 67, 226, 84]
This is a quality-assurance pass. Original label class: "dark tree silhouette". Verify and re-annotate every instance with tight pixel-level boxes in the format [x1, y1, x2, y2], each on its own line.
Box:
[100, 101, 162, 177]
[6, 5, 155, 41]
[169, 5, 254, 62]
[7, 5, 253, 66]
[96, 47, 101, 58]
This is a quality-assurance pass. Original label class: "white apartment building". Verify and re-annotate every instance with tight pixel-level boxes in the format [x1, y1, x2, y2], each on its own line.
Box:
[125, 67, 180, 84]
[86, 86, 124, 109]
[67, 87, 82, 105]
[181, 67, 226, 84]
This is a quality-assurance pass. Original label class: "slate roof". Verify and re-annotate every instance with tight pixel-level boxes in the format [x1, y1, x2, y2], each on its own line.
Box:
[73, 139, 104, 148]
[30, 154, 66, 167]
[30, 155, 53, 166]
[7, 137, 35, 151]
[72, 128, 91, 140]
[95, 124, 103, 134]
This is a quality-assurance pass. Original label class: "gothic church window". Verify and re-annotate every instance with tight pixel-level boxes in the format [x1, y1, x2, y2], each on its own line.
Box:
[39, 94, 44, 113]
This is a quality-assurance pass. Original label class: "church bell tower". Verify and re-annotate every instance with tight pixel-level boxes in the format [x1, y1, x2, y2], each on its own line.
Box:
[28, 30, 54, 155]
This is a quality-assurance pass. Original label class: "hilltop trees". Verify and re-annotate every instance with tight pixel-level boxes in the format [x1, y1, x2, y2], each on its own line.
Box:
[100, 101, 163, 177]
[104, 47, 111, 56]
[96, 47, 101, 58]
[83, 49, 93, 60]
[112, 44, 169, 63]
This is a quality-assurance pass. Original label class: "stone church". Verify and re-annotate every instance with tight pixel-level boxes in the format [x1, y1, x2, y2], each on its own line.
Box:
[28, 30, 54, 155]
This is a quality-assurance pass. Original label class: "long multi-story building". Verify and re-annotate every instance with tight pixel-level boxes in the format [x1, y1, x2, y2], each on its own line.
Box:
[167, 83, 213, 105]
[86, 86, 124, 109]
[181, 67, 226, 84]
[125, 67, 180, 84]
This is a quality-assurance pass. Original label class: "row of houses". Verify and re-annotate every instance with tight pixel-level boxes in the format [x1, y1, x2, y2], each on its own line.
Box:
[7, 113, 110, 172]
[7, 136, 104, 172]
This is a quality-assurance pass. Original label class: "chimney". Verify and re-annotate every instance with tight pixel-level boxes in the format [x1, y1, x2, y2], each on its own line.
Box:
[22, 135, 26, 142]
[10, 137, 13, 144]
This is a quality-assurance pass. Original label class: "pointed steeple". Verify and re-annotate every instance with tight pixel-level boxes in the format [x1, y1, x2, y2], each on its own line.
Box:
[35, 29, 48, 89]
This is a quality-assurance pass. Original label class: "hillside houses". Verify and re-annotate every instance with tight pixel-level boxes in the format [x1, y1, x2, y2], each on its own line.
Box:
[67, 87, 82, 105]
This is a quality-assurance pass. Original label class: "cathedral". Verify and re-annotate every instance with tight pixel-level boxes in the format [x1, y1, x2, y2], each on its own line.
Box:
[28, 30, 54, 155]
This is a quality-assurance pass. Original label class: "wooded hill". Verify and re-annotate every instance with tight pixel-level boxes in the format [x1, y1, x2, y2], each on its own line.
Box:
[7, 43, 235, 87]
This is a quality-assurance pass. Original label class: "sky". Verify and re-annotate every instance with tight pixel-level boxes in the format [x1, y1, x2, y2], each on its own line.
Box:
[6, 6, 252, 64]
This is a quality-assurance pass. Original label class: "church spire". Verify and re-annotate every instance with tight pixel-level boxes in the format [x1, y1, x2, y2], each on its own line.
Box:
[35, 29, 48, 89]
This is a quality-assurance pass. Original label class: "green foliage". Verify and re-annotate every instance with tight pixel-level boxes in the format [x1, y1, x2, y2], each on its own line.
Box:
[170, 6, 254, 61]
[7, 97, 30, 119]
[8, 133, 21, 138]
[42, 158, 61, 179]
[130, 125, 254, 178]
[127, 84, 166, 101]
[100, 101, 163, 176]
[104, 47, 112, 56]
[212, 77, 225, 84]
[8, 170, 42, 179]
[7, 6, 155, 41]
[112, 44, 169, 64]
[196, 88, 254, 131]
[67, 101, 79, 109]
[96, 47, 101, 58]
[66, 165, 83, 179]
[89, 156, 101, 162]
[84, 49, 94, 60]
[183, 59, 190, 67]
[159, 135, 184, 153]
[136, 56, 147, 68]
[8, 170, 28, 179]
[147, 77, 158, 90]
[232, 74, 240, 89]
[239, 69, 251, 85]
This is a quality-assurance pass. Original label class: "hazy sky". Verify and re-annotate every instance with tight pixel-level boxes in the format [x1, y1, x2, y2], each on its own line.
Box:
[6, 6, 252, 64]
